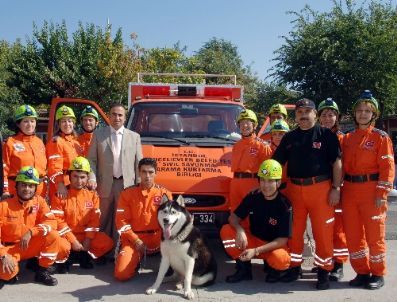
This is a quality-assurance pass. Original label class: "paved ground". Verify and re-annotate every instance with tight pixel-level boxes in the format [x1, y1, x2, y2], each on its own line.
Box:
[1, 237, 396, 302]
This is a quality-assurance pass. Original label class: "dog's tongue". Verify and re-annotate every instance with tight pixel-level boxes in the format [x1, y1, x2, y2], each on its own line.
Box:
[164, 225, 172, 240]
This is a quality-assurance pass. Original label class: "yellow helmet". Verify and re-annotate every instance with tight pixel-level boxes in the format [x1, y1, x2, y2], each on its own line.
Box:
[15, 166, 40, 185]
[69, 156, 91, 173]
[56, 105, 76, 121]
[257, 159, 282, 180]
[269, 104, 287, 117]
[270, 120, 290, 132]
[237, 109, 258, 126]
[14, 105, 38, 122]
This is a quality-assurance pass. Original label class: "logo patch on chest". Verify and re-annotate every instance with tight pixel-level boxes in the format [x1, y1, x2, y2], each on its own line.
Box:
[312, 142, 322, 149]
[364, 140, 375, 149]
[249, 147, 258, 156]
[31, 204, 39, 214]
[268, 217, 278, 226]
[153, 196, 161, 205]
[13, 143, 26, 152]
[85, 201, 94, 209]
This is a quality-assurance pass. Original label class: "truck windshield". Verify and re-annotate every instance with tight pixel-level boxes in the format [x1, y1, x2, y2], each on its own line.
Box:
[128, 102, 244, 145]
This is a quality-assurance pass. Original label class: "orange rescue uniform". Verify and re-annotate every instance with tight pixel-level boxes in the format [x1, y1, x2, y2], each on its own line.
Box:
[77, 132, 93, 157]
[259, 131, 271, 144]
[0, 196, 59, 281]
[2, 133, 47, 197]
[230, 134, 272, 212]
[114, 184, 172, 281]
[342, 126, 395, 276]
[46, 134, 82, 202]
[52, 188, 113, 262]
[332, 130, 348, 263]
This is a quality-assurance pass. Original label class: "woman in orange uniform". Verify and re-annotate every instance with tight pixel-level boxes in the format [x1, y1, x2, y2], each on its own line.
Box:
[230, 109, 272, 212]
[2, 105, 47, 198]
[46, 105, 82, 202]
[317, 98, 348, 281]
[342, 90, 395, 290]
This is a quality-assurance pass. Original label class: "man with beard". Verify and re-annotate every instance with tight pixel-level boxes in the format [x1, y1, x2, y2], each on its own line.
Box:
[0, 167, 59, 288]
[78, 106, 99, 157]
[272, 98, 342, 290]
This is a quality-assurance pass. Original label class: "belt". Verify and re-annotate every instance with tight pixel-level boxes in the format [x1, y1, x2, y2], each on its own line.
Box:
[344, 173, 379, 183]
[134, 230, 158, 234]
[2, 242, 17, 246]
[234, 172, 257, 179]
[290, 174, 330, 186]
[113, 176, 123, 180]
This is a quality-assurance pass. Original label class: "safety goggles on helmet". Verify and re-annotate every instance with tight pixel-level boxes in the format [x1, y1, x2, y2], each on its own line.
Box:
[14, 105, 38, 122]
[318, 98, 339, 114]
[81, 105, 99, 120]
[257, 159, 282, 180]
[269, 104, 288, 117]
[69, 156, 91, 173]
[353, 90, 379, 112]
[237, 109, 258, 126]
[15, 166, 40, 185]
[270, 120, 290, 132]
[56, 105, 76, 121]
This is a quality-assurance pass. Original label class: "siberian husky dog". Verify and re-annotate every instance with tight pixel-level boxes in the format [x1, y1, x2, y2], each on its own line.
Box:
[146, 195, 217, 300]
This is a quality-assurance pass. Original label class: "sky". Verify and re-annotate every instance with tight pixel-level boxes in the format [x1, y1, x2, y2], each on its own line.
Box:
[0, 0, 386, 80]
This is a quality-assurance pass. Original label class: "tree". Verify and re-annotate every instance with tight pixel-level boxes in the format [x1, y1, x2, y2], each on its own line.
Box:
[0, 40, 21, 134]
[273, 0, 397, 116]
[7, 21, 141, 109]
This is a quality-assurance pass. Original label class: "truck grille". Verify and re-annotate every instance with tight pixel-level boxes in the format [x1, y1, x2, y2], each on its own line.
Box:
[181, 195, 226, 208]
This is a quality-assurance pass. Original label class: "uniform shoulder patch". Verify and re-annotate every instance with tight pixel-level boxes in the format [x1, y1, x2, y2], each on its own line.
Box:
[372, 128, 388, 137]
[255, 137, 267, 145]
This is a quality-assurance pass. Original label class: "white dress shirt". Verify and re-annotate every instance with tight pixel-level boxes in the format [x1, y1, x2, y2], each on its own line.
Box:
[110, 126, 124, 178]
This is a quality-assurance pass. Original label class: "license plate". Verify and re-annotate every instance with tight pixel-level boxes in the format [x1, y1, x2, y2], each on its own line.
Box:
[193, 212, 215, 224]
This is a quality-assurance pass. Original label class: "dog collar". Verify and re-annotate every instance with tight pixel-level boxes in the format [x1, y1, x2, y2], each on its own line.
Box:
[173, 220, 194, 242]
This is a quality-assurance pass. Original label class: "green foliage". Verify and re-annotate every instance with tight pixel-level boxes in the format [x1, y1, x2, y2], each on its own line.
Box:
[7, 21, 140, 110]
[0, 40, 21, 135]
[273, 0, 397, 116]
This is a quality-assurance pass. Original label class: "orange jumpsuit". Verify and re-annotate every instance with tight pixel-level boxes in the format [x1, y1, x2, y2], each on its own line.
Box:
[342, 126, 395, 276]
[77, 132, 93, 157]
[333, 130, 348, 263]
[0, 195, 59, 281]
[2, 133, 47, 197]
[46, 134, 82, 202]
[114, 184, 172, 281]
[230, 134, 272, 212]
[52, 188, 114, 262]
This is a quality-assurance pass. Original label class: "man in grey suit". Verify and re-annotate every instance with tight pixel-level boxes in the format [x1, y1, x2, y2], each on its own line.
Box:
[88, 103, 143, 241]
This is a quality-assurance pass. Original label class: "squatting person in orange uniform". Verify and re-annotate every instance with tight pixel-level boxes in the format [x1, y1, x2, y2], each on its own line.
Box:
[2, 105, 47, 198]
[221, 159, 292, 283]
[341, 90, 395, 290]
[260, 104, 288, 143]
[114, 158, 172, 281]
[230, 109, 272, 213]
[46, 105, 82, 202]
[316, 98, 348, 281]
[77, 106, 99, 157]
[0, 167, 59, 288]
[272, 98, 342, 290]
[52, 157, 113, 272]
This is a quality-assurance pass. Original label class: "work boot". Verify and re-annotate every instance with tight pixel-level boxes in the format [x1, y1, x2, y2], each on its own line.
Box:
[316, 268, 330, 290]
[265, 268, 285, 283]
[225, 260, 252, 283]
[94, 256, 108, 266]
[280, 266, 302, 283]
[311, 266, 318, 273]
[25, 257, 39, 272]
[34, 267, 58, 286]
[0, 275, 19, 288]
[329, 262, 344, 281]
[55, 261, 70, 274]
[349, 274, 370, 287]
[365, 275, 384, 290]
[79, 251, 94, 269]
[263, 260, 271, 273]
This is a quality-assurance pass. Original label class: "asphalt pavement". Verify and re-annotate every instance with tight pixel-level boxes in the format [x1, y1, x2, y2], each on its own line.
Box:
[1, 237, 396, 302]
